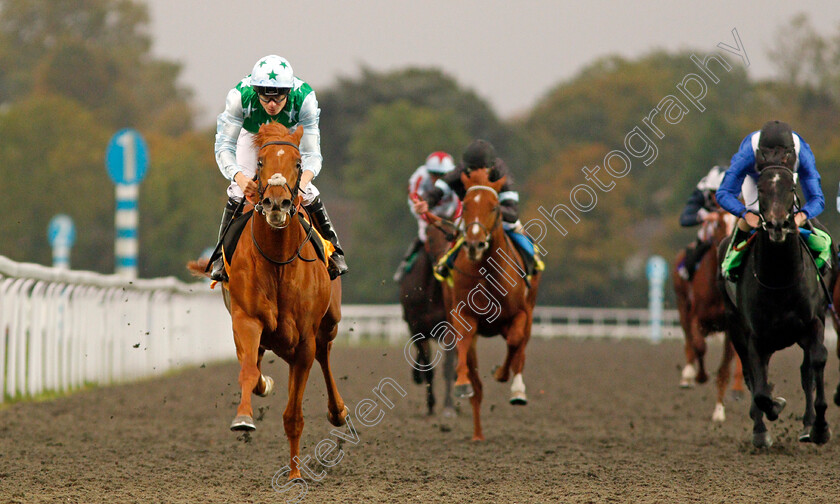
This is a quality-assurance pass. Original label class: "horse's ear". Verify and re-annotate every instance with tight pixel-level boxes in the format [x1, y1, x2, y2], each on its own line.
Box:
[292, 126, 304, 145]
[460, 170, 471, 187]
[491, 175, 506, 192]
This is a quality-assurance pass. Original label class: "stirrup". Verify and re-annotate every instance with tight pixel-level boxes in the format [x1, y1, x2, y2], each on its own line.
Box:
[210, 259, 228, 282]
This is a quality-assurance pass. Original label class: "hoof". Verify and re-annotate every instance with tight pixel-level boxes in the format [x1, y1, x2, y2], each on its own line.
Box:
[752, 430, 773, 448]
[711, 403, 726, 422]
[327, 406, 349, 427]
[412, 367, 424, 385]
[230, 415, 256, 431]
[255, 375, 274, 397]
[492, 365, 509, 383]
[696, 371, 709, 384]
[756, 395, 786, 421]
[730, 389, 746, 402]
[680, 365, 696, 388]
[454, 383, 474, 398]
[471, 434, 485, 442]
[510, 391, 528, 405]
[441, 406, 457, 419]
[810, 423, 831, 445]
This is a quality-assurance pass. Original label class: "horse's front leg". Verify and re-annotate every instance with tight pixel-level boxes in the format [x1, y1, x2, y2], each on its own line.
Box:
[451, 313, 478, 400]
[253, 348, 274, 397]
[802, 320, 830, 444]
[743, 341, 784, 447]
[713, 336, 736, 422]
[691, 316, 709, 384]
[230, 314, 264, 431]
[285, 336, 316, 480]
[466, 336, 484, 441]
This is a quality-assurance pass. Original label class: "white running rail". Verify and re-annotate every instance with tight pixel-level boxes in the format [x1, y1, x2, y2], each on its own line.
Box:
[0, 256, 233, 403]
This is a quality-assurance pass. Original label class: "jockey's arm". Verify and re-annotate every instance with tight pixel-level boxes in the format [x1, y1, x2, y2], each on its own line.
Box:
[679, 189, 707, 227]
[795, 137, 824, 222]
[297, 92, 323, 188]
[716, 135, 755, 220]
[214, 88, 245, 182]
[498, 182, 520, 224]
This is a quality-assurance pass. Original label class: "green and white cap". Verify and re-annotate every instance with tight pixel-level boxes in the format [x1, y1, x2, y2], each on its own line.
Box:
[251, 55, 294, 95]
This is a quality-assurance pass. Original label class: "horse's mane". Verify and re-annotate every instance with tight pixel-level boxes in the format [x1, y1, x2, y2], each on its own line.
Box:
[254, 122, 293, 147]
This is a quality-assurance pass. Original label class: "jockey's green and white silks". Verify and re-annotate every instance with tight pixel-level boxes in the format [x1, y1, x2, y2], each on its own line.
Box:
[214, 75, 323, 186]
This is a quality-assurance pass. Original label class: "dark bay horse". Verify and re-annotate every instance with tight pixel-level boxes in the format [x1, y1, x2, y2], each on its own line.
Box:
[673, 208, 744, 421]
[399, 216, 457, 417]
[441, 169, 540, 441]
[720, 165, 830, 447]
[190, 123, 347, 479]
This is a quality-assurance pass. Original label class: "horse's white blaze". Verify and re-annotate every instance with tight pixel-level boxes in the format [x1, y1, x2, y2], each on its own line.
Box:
[511, 373, 526, 394]
[712, 402, 726, 422]
[268, 173, 287, 186]
[471, 223, 481, 235]
[680, 364, 696, 387]
[277, 149, 285, 156]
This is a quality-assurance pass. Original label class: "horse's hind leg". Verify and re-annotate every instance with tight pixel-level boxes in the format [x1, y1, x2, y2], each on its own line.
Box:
[285, 338, 316, 480]
[316, 304, 348, 427]
[253, 348, 274, 397]
[504, 312, 531, 406]
[801, 324, 830, 444]
[691, 318, 708, 384]
[495, 312, 528, 384]
[412, 336, 436, 415]
[442, 345, 456, 417]
[230, 315, 264, 431]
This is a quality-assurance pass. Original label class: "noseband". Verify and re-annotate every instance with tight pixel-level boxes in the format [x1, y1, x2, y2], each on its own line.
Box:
[254, 140, 302, 218]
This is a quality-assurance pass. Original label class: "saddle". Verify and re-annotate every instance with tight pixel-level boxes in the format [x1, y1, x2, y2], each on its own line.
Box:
[209, 211, 330, 274]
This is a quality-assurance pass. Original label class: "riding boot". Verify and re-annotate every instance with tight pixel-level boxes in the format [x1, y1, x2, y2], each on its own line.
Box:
[682, 239, 711, 281]
[306, 197, 348, 280]
[722, 227, 751, 282]
[393, 237, 423, 282]
[210, 198, 243, 282]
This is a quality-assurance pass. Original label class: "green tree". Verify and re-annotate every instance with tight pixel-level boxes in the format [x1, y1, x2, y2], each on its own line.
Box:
[0, 96, 113, 271]
[343, 100, 470, 302]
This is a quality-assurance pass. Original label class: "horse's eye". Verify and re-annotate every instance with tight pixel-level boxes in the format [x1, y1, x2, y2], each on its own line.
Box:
[258, 159, 263, 167]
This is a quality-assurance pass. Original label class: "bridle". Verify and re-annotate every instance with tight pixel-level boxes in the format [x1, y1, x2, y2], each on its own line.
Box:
[461, 185, 502, 243]
[249, 139, 316, 266]
[755, 165, 799, 234]
[254, 140, 303, 220]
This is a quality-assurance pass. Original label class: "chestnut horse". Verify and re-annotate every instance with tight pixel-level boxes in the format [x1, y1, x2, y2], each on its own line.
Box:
[438, 168, 540, 441]
[190, 123, 347, 480]
[399, 218, 457, 417]
[673, 208, 744, 421]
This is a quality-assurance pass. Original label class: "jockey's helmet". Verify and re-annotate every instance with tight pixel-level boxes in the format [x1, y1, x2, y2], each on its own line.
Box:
[697, 165, 726, 192]
[756, 120, 796, 169]
[424, 152, 455, 175]
[463, 139, 496, 169]
[250, 55, 294, 96]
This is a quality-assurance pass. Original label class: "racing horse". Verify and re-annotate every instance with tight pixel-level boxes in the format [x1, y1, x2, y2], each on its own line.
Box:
[673, 208, 744, 421]
[399, 210, 458, 417]
[436, 168, 540, 441]
[720, 165, 830, 447]
[189, 123, 347, 479]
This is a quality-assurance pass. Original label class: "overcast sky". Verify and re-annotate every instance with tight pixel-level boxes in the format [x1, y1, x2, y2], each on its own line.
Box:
[143, 0, 840, 127]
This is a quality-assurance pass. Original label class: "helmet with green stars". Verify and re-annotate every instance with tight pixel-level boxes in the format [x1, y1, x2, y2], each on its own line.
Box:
[250, 55, 294, 96]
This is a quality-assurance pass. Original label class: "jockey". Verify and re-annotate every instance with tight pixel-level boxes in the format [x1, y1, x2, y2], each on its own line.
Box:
[211, 55, 347, 281]
[413, 139, 544, 283]
[717, 120, 830, 281]
[393, 151, 459, 282]
[677, 165, 726, 280]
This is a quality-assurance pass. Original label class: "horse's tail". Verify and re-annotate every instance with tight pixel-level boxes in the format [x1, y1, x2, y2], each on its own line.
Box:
[187, 258, 211, 279]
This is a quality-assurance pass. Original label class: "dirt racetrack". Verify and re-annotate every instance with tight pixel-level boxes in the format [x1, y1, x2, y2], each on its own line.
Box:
[2, 336, 840, 503]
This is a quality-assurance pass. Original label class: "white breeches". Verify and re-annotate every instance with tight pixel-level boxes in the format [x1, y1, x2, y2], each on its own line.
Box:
[741, 176, 758, 213]
[226, 129, 319, 205]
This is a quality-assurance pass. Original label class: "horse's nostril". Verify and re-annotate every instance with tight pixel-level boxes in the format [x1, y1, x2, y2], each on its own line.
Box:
[281, 199, 292, 210]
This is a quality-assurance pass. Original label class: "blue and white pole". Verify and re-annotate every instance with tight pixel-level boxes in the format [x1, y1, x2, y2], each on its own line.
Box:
[47, 214, 76, 269]
[106, 129, 148, 279]
[115, 184, 140, 277]
[646, 255, 668, 343]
